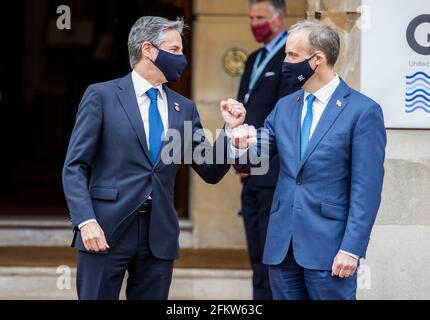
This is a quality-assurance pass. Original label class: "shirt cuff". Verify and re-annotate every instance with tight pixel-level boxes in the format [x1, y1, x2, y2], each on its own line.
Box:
[229, 142, 249, 159]
[225, 124, 249, 159]
[78, 219, 97, 230]
[339, 250, 360, 260]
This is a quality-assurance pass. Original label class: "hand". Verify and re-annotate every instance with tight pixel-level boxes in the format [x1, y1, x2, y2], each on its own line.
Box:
[234, 167, 249, 178]
[233, 164, 250, 179]
[237, 172, 250, 178]
[80, 221, 110, 252]
[331, 252, 358, 278]
[231, 124, 257, 149]
[220, 99, 246, 131]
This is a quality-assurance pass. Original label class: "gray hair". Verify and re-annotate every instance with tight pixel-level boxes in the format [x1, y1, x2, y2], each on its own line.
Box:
[248, 0, 287, 16]
[128, 16, 185, 69]
[289, 20, 340, 66]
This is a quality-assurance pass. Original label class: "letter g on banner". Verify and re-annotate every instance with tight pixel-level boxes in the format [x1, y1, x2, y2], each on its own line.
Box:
[406, 14, 430, 55]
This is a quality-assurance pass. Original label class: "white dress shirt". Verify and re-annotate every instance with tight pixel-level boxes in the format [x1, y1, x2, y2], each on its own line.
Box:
[302, 74, 340, 138]
[78, 70, 168, 230]
[131, 70, 169, 147]
[228, 75, 359, 260]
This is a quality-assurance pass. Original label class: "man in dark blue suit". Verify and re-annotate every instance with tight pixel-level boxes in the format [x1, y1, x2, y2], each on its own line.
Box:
[236, 0, 299, 300]
[62, 16, 239, 300]
[224, 20, 386, 300]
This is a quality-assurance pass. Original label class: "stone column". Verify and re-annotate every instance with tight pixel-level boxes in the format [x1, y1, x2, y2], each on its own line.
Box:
[307, 0, 361, 89]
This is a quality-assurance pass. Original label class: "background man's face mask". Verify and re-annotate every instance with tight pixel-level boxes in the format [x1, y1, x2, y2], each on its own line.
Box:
[251, 14, 278, 43]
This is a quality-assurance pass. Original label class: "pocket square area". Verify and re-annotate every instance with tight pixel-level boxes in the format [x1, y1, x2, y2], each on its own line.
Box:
[264, 72, 276, 77]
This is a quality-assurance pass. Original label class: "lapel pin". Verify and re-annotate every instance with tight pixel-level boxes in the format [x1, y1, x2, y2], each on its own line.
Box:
[336, 100, 342, 108]
[296, 96, 301, 103]
[174, 102, 180, 112]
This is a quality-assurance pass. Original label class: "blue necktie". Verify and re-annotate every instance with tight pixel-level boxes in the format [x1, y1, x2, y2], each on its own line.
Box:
[146, 88, 164, 165]
[300, 94, 316, 160]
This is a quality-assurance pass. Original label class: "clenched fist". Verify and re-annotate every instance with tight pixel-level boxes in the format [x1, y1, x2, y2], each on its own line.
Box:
[220, 99, 246, 131]
[80, 221, 110, 252]
[231, 124, 257, 149]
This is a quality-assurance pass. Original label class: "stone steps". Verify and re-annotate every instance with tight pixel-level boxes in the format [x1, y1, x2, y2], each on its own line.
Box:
[0, 267, 252, 300]
[0, 218, 193, 248]
[0, 245, 252, 300]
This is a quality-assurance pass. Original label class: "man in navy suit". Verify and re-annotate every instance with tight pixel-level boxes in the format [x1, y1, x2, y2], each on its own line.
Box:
[62, 16, 241, 300]
[223, 20, 386, 300]
[236, 0, 300, 300]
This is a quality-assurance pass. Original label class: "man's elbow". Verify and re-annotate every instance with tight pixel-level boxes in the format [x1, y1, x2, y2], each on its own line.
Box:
[62, 163, 71, 186]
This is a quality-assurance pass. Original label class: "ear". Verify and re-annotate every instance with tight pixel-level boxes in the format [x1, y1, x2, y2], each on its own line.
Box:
[273, 13, 283, 29]
[314, 51, 326, 66]
[277, 14, 286, 27]
[141, 42, 154, 60]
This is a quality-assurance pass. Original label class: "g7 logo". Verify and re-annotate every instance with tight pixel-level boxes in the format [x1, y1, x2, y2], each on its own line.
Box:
[406, 14, 430, 55]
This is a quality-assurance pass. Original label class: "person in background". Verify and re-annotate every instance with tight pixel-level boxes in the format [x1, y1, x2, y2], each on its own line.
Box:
[236, 0, 300, 300]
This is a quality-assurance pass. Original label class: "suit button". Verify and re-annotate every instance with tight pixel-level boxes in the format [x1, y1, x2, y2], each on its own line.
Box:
[296, 181, 302, 185]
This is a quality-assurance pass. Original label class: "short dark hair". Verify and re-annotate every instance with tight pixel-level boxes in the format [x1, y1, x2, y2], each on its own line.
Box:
[248, 0, 287, 16]
[289, 20, 340, 66]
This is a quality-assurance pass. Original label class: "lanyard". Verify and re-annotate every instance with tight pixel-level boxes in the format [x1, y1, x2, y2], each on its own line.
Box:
[248, 31, 288, 94]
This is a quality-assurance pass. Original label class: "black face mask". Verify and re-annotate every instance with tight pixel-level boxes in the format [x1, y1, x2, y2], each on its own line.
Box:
[150, 44, 188, 82]
[281, 53, 318, 87]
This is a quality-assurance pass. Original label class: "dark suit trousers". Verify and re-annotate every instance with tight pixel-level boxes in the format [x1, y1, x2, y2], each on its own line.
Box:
[76, 213, 174, 300]
[241, 181, 275, 300]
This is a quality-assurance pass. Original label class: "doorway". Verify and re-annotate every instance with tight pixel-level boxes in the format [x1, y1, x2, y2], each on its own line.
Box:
[0, 0, 192, 219]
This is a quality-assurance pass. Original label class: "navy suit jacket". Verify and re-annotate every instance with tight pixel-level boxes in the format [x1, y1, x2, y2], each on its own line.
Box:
[62, 73, 231, 260]
[237, 80, 387, 270]
[237, 46, 300, 187]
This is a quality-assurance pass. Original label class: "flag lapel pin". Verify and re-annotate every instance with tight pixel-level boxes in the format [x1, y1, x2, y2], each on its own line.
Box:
[174, 102, 180, 112]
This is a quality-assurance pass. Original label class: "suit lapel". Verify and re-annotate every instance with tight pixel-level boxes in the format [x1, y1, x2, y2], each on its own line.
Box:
[164, 86, 181, 135]
[298, 80, 351, 172]
[293, 91, 305, 169]
[251, 48, 283, 94]
[117, 74, 152, 164]
[242, 54, 256, 93]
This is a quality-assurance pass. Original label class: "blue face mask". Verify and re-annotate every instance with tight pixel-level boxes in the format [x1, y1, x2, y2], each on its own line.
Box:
[282, 53, 318, 87]
[151, 45, 188, 82]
